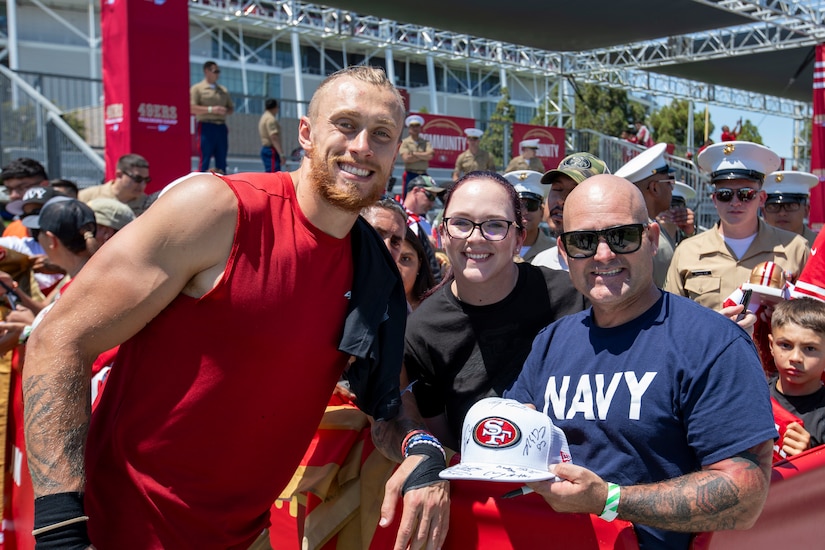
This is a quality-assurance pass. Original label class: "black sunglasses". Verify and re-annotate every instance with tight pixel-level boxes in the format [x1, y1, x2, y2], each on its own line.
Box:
[422, 189, 437, 201]
[560, 223, 648, 259]
[714, 188, 758, 203]
[521, 198, 542, 212]
[126, 172, 152, 185]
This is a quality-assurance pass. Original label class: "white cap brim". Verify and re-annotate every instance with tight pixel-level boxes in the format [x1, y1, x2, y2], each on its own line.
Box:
[439, 462, 556, 482]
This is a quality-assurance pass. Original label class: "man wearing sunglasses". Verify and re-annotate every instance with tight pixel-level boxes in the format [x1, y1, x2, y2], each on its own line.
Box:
[665, 141, 809, 311]
[506, 175, 776, 550]
[615, 143, 676, 288]
[503, 170, 555, 262]
[402, 175, 445, 282]
[191, 60, 235, 174]
[761, 170, 818, 247]
[78, 153, 151, 216]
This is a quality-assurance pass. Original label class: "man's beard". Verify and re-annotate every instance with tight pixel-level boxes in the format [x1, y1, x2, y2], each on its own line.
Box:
[308, 152, 384, 214]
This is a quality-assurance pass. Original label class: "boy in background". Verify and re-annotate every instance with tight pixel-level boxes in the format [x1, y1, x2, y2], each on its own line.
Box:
[769, 297, 825, 457]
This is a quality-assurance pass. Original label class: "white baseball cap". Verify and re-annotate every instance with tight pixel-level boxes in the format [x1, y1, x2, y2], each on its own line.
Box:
[439, 397, 572, 482]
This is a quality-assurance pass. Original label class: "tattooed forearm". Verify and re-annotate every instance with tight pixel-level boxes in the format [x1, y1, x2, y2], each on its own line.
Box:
[371, 394, 427, 463]
[23, 363, 91, 497]
[618, 440, 773, 532]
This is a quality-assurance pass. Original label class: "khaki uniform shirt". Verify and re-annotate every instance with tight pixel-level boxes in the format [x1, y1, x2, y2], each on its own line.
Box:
[803, 225, 818, 248]
[190, 79, 234, 124]
[520, 230, 556, 264]
[79, 182, 146, 217]
[505, 155, 545, 174]
[664, 219, 810, 310]
[258, 111, 280, 147]
[454, 149, 496, 178]
[400, 136, 432, 173]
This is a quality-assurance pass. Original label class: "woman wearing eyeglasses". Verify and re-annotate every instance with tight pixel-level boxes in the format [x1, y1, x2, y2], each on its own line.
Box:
[402, 171, 587, 450]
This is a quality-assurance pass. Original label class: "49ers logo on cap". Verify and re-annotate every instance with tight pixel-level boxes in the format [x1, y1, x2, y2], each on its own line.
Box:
[473, 417, 521, 448]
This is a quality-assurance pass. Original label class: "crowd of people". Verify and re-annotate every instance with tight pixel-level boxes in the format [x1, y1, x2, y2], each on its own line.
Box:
[1, 64, 823, 550]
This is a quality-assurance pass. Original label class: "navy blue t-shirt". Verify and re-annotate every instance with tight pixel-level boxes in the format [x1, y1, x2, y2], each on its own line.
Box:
[506, 291, 777, 550]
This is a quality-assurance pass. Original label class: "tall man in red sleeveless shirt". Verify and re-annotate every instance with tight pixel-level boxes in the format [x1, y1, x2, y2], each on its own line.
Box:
[22, 66, 449, 550]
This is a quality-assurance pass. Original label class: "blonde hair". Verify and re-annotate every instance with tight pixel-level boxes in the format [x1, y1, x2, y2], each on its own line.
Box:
[307, 66, 404, 121]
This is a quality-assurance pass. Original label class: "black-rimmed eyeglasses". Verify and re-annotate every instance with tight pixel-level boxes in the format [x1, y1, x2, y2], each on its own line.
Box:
[443, 217, 516, 241]
[560, 223, 648, 259]
[764, 201, 803, 213]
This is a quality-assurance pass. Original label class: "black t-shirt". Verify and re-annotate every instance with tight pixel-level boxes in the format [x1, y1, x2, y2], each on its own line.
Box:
[404, 263, 587, 442]
[770, 377, 825, 447]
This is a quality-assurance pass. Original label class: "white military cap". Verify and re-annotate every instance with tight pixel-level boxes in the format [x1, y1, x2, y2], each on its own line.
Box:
[503, 170, 544, 200]
[519, 138, 540, 149]
[614, 143, 673, 183]
[464, 128, 484, 138]
[763, 171, 818, 199]
[405, 114, 424, 127]
[697, 141, 780, 183]
[672, 181, 696, 201]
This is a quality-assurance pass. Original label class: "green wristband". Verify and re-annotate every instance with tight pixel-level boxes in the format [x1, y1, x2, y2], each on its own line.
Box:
[599, 482, 621, 522]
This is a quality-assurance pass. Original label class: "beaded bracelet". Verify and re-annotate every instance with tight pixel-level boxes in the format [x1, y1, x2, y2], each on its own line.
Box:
[401, 429, 428, 457]
[406, 437, 446, 460]
[599, 482, 621, 522]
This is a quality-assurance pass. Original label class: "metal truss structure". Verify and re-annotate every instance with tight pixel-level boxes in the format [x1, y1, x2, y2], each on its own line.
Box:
[188, 0, 821, 121]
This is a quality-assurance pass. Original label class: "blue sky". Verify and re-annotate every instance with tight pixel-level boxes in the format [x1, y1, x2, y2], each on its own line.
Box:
[704, 105, 796, 163]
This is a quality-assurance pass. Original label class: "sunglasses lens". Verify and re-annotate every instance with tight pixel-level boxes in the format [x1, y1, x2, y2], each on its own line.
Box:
[562, 224, 645, 258]
[738, 189, 757, 201]
[715, 189, 734, 202]
[522, 198, 541, 212]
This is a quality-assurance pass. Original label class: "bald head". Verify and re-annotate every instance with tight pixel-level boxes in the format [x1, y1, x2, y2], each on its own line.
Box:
[564, 175, 649, 232]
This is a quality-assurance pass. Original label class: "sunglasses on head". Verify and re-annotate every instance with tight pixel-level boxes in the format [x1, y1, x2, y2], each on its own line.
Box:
[560, 223, 648, 259]
[521, 197, 542, 212]
[714, 188, 758, 203]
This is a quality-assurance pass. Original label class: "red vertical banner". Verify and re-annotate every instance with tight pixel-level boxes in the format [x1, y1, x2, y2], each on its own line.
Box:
[810, 43, 825, 227]
[511, 123, 566, 170]
[415, 113, 477, 170]
[102, 0, 191, 194]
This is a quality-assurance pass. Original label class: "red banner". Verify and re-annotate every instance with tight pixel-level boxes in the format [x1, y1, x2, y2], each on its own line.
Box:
[102, 0, 191, 194]
[511, 123, 566, 171]
[414, 113, 477, 170]
[810, 44, 825, 227]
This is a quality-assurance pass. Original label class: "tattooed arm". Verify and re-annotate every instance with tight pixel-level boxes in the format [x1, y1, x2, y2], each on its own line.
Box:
[528, 440, 773, 532]
[371, 370, 450, 550]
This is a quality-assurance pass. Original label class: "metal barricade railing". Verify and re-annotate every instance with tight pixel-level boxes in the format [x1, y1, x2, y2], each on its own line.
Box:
[569, 129, 716, 230]
[0, 68, 104, 187]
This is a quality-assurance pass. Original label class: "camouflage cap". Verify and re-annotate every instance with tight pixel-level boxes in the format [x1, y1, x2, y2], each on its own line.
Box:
[540, 152, 610, 185]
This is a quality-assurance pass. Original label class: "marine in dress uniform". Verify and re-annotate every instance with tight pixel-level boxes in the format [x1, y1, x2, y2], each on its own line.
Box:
[191, 61, 235, 174]
[502, 170, 554, 262]
[761, 170, 819, 247]
[664, 141, 810, 310]
[452, 128, 496, 181]
[505, 139, 545, 173]
[399, 114, 434, 191]
[615, 143, 676, 287]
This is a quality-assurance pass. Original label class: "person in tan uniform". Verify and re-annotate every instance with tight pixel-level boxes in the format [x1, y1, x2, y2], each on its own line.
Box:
[78, 154, 150, 216]
[615, 143, 675, 288]
[504, 139, 545, 173]
[191, 60, 234, 174]
[502, 170, 555, 262]
[258, 98, 283, 172]
[761, 170, 819, 247]
[665, 141, 810, 311]
[399, 114, 433, 190]
[452, 128, 495, 181]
